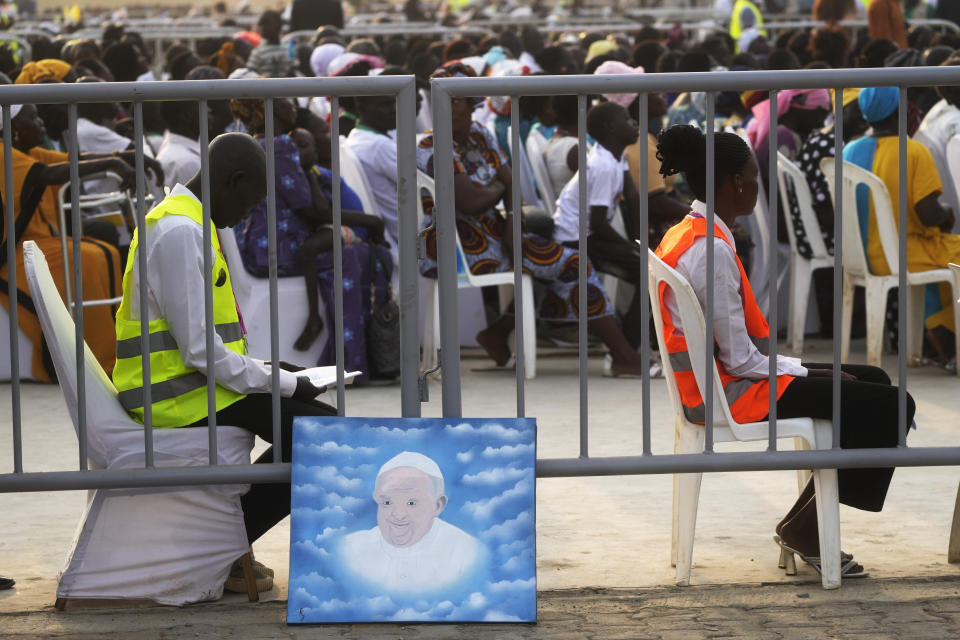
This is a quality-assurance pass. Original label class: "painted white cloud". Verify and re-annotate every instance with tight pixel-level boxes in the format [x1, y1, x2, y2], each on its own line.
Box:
[444, 422, 528, 441]
[482, 510, 534, 541]
[456, 449, 474, 463]
[462, 478, 533, 520]
[461, 466, 529, 486]
[487, 577, 536, 595]
[481, 443, 535, 458]
[483, 611, 525, 622]
[296, 464, 366, 492]
[497, 536, 532, 556]
[315, 526, 346, 542]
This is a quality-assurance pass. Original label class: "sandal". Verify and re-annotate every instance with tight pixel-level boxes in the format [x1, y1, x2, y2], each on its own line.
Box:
[773, 535, 868, 579]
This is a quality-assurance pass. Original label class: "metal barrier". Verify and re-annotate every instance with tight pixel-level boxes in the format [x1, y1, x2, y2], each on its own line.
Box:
[0, 75, 420, 492]
[428, 66, 960, 479]
[4, 67, 960, 498]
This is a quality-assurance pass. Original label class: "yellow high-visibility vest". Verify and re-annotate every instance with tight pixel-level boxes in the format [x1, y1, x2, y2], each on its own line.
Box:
[730, 0, 767, 52]
[113, 194, 246, 428]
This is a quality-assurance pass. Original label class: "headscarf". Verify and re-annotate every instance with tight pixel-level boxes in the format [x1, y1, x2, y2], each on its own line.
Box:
[592, 60, 644, 108]
[858, 86, 899, 123]
[485, 59, 528, 115]
[228, 67, 258, 80]
[829, 87, 861, 109]
[233, 30, 261, 48]
[327, 52, 385, 77]
[483, 45, 508, 68]
[585, 39, 618, 64]
[309, 43, 344, 77]
[746, 88, 831, 148]
[740, 89, 768, 111]
[230, 97, 265, 133]
[0, 104, 23, 130]
[430, 61, 483, 108]
[212, 41, 237, 75]
[15, 59, 71, 84]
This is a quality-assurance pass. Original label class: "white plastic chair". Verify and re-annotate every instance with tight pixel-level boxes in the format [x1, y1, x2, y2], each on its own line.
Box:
[22, 240, 255, 606]
[777, 152, 834, 354]
[915, 129, 960, 228]
[822, 158, 960, 372]
[218, 228, 326, 369]
[524, 128, 556, 216]
[505, 125, 546, 209]
[417, 170, 536, 379]
[647, 248, 842, 589]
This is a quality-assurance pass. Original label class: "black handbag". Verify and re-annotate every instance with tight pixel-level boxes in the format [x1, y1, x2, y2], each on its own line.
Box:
[365, 245, 401, 378]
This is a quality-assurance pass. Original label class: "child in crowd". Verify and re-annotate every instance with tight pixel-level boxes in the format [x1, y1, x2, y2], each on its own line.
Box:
[247, 10, 295, 78]
[288, 127, 386, 350]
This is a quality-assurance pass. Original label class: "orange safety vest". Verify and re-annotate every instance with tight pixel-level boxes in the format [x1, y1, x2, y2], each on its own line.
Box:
[655, 215, 795, 424]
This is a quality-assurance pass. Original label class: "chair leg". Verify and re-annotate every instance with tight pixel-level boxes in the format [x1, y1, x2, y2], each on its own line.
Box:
[793, 436, 811, 493]
[864, 282, 886, 367]
[240, 552, 259, 603]
[948, 481, 960, 563]
[906, 284, 926, 363]
[422, 280, 439, 372]
[841, 276, 855, 363]
[521, 276, 536, 380]
[811, 467, 841, 589]
[672, 421, 705, 586]
[789, 260, 812, 355]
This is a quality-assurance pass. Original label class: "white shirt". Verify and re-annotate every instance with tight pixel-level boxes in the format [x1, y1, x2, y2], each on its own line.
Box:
[345, 126, 399, 248]
[552, 144, 627, 244]
[664, 202, 808, 380]
[156, 131, 201, 190]
[544, 135, 577, 196]
[917, 99, 960, 157]
[339, 518, 483, 594]
[76, 117, 135, 155]
[125, 184, 298, 397]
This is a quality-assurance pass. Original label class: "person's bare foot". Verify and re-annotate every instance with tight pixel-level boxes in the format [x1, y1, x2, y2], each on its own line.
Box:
[294, 316, 325, 351]
[476, 328, 511, 366]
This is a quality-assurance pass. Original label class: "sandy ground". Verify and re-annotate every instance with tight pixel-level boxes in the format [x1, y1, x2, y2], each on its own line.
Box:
[1, 337, 960, 617]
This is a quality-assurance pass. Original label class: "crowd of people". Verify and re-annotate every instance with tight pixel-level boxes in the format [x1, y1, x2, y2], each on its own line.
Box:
[0, 0, 958, 589]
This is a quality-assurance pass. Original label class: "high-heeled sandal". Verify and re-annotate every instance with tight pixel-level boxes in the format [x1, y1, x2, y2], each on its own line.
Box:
[773, 535, 868, 579]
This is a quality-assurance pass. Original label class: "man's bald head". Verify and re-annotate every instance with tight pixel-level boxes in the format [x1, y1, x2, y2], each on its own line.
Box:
[204, 132, 267, 228]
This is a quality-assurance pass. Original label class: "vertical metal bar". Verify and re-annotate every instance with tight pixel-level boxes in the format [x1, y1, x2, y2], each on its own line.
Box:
[431, 84, 462, 417]
[510, 97, 525, 418]
[329, 96, 346, 415]
[134, 101, 154, 467]
[639, 93, 652, 456]
[396, 80, 421, 418]
[832, 87, 843, 450]
[3, 105, 21, 473]
[704, 92, 715, 453]
[67, 103, 87, 471]
[897, 86, 908, 447]
[199, 98, 218, 464]
[264, 98, 283, 452]
[577, 93, 588, 459]
[767, 89, 779, 451]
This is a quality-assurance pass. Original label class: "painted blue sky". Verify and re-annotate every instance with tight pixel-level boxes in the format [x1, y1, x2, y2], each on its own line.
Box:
[287, 417, 537, 624]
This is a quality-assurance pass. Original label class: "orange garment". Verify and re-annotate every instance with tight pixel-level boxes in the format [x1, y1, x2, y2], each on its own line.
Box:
[0, 146, 121, 380]
[867, 0, 908, 48]
[655, 216, 795, 424]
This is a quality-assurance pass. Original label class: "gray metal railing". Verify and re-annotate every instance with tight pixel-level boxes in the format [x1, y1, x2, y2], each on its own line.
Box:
[0, 75, 420, 491]
[429, 66, 960, 478]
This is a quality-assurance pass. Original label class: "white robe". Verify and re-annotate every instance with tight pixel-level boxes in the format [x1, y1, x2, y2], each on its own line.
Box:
[339, 519, 482, 593]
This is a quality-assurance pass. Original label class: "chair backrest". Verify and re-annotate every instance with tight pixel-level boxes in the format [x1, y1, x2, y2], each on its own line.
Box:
[946, 135, 960, 232]
[525, 129, 556, 216]
[776, 152, 830, 260]
[338, 135, 379, 216]
[915, 129, 960, 219]
[22, 241, 136, 467]
[415, 170, 470, 286]
[506, 125, 545, 209]
[821, 158, 900, 277]
[217, 225, 257, 301]
[647, 248, 740, 432]
[737, 131, 774, 286]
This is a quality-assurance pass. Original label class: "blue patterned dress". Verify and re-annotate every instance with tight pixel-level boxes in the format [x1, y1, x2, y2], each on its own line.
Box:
[235, 134, 391, 379]
[417, 123, 612, 322]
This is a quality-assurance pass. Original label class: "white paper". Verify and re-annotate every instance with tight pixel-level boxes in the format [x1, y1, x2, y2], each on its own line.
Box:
[299, 366, 361, 388]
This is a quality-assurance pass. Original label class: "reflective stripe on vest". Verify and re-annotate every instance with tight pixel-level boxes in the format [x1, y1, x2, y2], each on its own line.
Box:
[112, 194, 247, 428]
[655, 216, 794, 425]
[730, 0, 767, 52]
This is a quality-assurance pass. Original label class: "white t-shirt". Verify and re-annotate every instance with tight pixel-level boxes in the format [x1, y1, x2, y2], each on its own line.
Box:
[552, 144, 627, 244]
[339, 518, 483, 594]
[156, 131, 201, 189]
[345, 126, 399, 249]
[918, 99, 960, 158]
[544, 135, 578, 196]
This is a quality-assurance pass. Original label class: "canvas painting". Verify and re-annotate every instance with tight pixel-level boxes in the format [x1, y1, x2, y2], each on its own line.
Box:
[287, 417, 537, 624]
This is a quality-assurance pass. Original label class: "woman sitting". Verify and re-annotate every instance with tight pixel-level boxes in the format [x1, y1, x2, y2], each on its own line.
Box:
[655, 124, 913, 578]
[418, 62, 645, 375]
[1, 102, 145, 378]
[231, 97, 392, 381]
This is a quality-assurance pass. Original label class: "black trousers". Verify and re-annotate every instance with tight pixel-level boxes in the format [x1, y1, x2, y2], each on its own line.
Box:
[772, 363, 913, 512]
[186, 393, 337, 543]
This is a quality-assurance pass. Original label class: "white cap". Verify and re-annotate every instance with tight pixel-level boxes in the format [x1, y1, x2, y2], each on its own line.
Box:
[376, 451, 444, 483]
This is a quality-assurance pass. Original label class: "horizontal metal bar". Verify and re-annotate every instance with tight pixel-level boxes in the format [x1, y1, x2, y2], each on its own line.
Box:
[0, 76, 415, 105]
[6, 446, 960, 493]
[0, 463, 291, 493]
[536, 447, 960, 478]
[432, 67, 960, 96]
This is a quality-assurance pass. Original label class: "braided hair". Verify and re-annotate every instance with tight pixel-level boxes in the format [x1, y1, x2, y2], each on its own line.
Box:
[656, 125, 753, 203]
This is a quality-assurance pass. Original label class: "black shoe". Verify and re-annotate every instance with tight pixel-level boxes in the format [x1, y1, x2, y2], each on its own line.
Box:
[0, 576, 14, 590]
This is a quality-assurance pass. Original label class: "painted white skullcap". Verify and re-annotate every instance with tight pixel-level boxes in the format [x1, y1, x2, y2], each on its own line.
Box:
[377, 451, 444, 482]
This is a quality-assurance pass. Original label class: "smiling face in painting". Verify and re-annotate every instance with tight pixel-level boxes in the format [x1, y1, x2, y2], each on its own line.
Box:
[374, 466, 446, 548]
